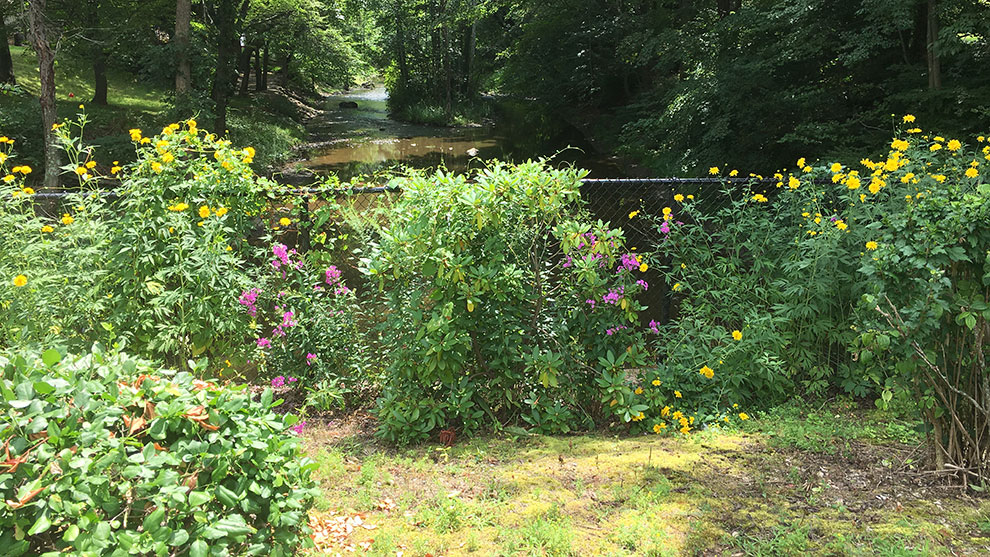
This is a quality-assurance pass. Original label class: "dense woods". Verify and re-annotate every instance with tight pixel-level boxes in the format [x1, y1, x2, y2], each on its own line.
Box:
[1, 1, 987, 178]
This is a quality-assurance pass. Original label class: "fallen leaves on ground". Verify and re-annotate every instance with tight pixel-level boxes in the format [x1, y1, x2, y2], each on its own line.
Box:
[309, 499, 396, 554]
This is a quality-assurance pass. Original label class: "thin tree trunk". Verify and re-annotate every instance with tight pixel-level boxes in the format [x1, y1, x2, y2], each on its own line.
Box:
[0, 6, 15, 85]
[462, 4, 475, 96]
[88, 0, 107, 105]
[442, 3, 451, 118]
[28, 0, 59, 189]
[926, 0, 942, 90]
[395, 1, 408, 87]
[259, 42, 268, 90]
[252, 47, 261, 90]
[211, 0, 238, 134]
[237, 42, 250, 96]
[175, 0, 191, 97]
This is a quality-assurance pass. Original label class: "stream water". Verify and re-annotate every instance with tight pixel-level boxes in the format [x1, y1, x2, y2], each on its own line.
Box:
[300, 87, 625, 180]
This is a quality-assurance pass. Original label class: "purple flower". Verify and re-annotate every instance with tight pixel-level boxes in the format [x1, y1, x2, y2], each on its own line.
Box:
[281, 311, 297, 327]
[271, 375, 285, 387]
[605, 325, 629, 336]
[585, 299, 597, 309]
[306, 353, 317, 366]
[288, 376, 298, 383]
[619, 253, 639, 272]
[602, 287, 624, 305]
[239, 288, 261, 317]
[659, 221, 671, 234]
[256, 337, 271, 349]
[637, 279, 649, 291]
[325, 265, 342, 285]
[649, 320, 660, 334]
[272, 243, 290, 269]
[290, 420, 307, 434]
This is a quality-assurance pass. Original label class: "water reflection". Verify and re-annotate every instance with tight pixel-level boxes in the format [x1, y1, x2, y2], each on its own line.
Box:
[301, 87, 623, 180]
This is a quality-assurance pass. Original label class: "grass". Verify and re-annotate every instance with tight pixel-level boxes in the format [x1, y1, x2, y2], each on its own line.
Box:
[0, 46, 306, 173]
[300, 403, 990, 556]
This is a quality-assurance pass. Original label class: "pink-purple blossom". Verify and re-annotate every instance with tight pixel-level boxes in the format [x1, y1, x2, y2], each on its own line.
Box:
[290, 420, 307, 434]
[239, 288, 261, 317]
[637, 279, 649, 291]
[256, 337, 271, 349]
[271, 375, 285, 387]
[306, 353, 317, 366]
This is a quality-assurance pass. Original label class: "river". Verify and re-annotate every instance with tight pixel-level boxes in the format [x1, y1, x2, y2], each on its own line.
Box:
[300, 87, 626, 180]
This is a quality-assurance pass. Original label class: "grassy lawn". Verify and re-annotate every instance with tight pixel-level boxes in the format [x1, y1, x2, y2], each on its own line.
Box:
[300, 403, 989, 556]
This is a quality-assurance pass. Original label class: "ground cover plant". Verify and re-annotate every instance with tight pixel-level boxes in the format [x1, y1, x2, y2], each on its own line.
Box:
[0, 347, 317, 556]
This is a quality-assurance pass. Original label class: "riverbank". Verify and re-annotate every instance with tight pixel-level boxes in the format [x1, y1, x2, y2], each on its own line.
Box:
[0, 46, 316, 176]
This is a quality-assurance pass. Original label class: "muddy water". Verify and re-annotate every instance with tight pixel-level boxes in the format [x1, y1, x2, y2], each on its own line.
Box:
[301, 87, 624, 180]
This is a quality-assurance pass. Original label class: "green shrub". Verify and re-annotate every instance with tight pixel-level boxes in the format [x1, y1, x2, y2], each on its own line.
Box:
[855, 126, 990, 482]
[0, 346, 317, 556]
[103, 121, 275, 365]
[0, 125, 112, 350]
[359, 162, 649, 443]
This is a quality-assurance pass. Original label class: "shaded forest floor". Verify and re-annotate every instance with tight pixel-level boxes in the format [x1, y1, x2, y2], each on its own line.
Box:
[299, 403, 990, 556]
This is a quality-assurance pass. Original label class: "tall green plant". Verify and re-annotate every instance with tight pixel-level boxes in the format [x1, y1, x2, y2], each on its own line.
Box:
[360, 162, 649, 443]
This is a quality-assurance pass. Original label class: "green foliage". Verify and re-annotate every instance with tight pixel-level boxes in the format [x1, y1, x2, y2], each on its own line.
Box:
[855, 129, 990, 480]
[0, 126, 112, 350]
[104, 121, 272, 365]
[359, 161, 648, 443]
[0, 346, 317, 556]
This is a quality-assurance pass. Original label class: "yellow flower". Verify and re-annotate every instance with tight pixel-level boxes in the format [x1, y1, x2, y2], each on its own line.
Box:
[628, 210, 639, 219]
[699, 365, 714, 379]
[933, 174, 947, 183]
[687, 194, 694, 200]
[198, 205, 211, 219]
[111, 166, 122, 174]
[674, 390, 682, 398]
[13, 274, 27, 287]
[634, 387, 643, 395]
[679, 426, 691, 435]
[162, 152, 174, 164]
[830, 162, 842, 173]
[19, 165, 31, 175]
[947, 139, 961, 151]
[61, 214, 74, 225]
[653, 423, 666, 433]
[2, 174, 15, 184]
[151, 161, 163, 173]
[966, 167, 979, 178]
[930, 143, 942, 152]
[672, 410, 683, 420]
[244, 146, 256, 158]
[639, 263, 648, 272]
[661, 406, 671, 417]
[731, 329, 742, 341]
[129, 128, 142, 141]
[140, 138, 151, 145]
[632, 412, 645, 422]
[903, 114, 915, 123]
[74, 166, 87, 176]
[907, 128, 921, 134]
[672, 282, 681, 291]
[674, 194, 684, 202]
[797, 157, 806, 168]
[836, 220, 848, 231]
[814, 217, 821, 224]
[846, 176, 861, 190]
[751, 194, 768, 203]
[662, 206, 672, 216]
[215, 206, 228, 217]
[168, 202, 189, 212]
[652, 379, 661, 386]
[41, 225, 54, 233]
[225, 245, 233, 251]
[868, 177, 885, 194]
[279, 217, 292, 226]
[738, 412, 750, 420]
[729, 169, 738, 177]
[788, 176, 800, 189]
[865, 241, 878, 250]
[22, 187, 34, 195]
[901, 172, 915, 183]
[891, 139, 909, 151]
[709, 166, 719, 175]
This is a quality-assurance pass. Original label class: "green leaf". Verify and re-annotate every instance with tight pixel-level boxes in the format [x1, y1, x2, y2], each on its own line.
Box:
[189, 540, 208, 557]
[188, 491, 211, 507]
[27, 512, 52, 536]
[41, 349, 62, 368]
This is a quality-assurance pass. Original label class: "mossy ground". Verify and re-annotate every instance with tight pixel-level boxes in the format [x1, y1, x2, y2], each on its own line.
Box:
[301, 404, 990, 556]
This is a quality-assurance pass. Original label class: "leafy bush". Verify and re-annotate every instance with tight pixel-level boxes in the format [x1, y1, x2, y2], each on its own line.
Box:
[359, 162, 649, 443]
[0, 346, 317, 556]
[0, 127, 112, 350]
[239, 241, 371, 402]
[855, 127, 990, 483]
[104, 121, 274, 365]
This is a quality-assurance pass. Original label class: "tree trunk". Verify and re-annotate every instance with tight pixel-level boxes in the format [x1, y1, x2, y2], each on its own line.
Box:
[175, 0, 191, 97]
[28, 0, 59, 189]
[252, 47, 261, 90]
[462, 4, 475, 96]
[211, 0, 238, 134]
[926, 0, 941, 90]
[395, 1, 408, 87]
[259, 42, 268, 90]
[442, 2, 451, 118]
[237, 42, 250, 96]
[0, 6, 15, 85]
[88, 0, 107, 105]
